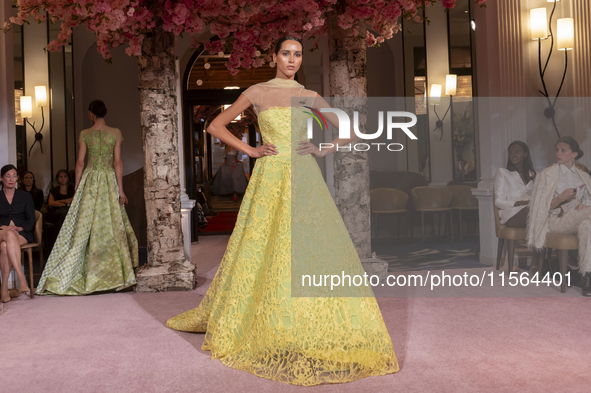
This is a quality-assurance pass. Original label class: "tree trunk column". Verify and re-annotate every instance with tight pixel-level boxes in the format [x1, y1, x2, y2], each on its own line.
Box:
[135, 30, 195, 291]
[327, 13, 372, 261]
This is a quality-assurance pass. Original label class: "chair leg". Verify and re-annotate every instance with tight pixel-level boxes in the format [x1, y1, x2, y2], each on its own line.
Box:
[558, 249, 568, 293]
[459, 209, 463, 242]
[545, 248, 554, 275]
[530, 249, 541, 274]
[496, 238, 505, 270]
[41, 230, 44, 270]
[397, 214, 401, 240]
[27, 249, 34, 298]
[421, 211, 425, 243]
[435, 213, 439, 237]
[39, 246, 44, 271]
[507, 239, 516, 272]
[449, 210, 454, 242]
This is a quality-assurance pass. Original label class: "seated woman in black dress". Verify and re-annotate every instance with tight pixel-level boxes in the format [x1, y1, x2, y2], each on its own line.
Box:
[0, 164, 35, 302]
[46, 169, 75, 231]
[20, 171, 44, 211]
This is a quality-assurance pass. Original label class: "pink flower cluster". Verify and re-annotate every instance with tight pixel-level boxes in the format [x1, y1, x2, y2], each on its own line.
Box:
[5, 0, 485, 72]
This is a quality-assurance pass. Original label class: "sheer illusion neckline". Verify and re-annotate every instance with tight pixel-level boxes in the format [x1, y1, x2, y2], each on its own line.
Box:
[267, 78, 303, 87]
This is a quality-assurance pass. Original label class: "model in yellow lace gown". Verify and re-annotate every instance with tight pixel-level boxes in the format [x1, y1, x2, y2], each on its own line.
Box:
[167, 81, 398, 386]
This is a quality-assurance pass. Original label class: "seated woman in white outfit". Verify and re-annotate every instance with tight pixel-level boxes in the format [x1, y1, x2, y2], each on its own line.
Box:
[527, 137, 591, 297]
[495, 141, 537, 228]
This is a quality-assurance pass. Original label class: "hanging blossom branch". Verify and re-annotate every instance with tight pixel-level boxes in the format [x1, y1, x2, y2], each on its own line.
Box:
[4, 0, 486, 74]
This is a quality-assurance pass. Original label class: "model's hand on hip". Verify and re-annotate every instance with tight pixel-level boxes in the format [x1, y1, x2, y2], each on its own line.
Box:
[250, 143, 278, 158]
[296, 141, 325, 157]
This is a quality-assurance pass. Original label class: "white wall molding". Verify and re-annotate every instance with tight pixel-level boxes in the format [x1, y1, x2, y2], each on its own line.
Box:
[0, 2, 16, 166]
[572, 0, 591, 160]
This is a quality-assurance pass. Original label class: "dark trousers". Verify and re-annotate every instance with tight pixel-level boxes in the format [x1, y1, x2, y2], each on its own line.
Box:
[505, 206, 529, 228]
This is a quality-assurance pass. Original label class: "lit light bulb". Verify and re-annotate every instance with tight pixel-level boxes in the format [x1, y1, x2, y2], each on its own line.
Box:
[269, 62, 276, 68]
[218, 51, 224, 57]
[429, 84, 442, 105]
[20, 96, 32, 118]
[557, 18, 574, 50]
[445, 75, 457, 96]
[196, 79, 203, 86]
[204, 63, 211, 69]
[530, 8, 548, 40]
[35, 86, 48, 107]
[255, 51, 261, 57]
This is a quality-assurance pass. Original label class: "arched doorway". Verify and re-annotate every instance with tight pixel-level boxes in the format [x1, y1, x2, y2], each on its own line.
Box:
[182, 48, 276, 238]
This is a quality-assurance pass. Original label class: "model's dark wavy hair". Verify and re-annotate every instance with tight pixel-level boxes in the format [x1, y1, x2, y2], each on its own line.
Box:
[556, 136, 584, 161]
[0, 164, 17, 190]
[88, 99, 107, 118]
[274, 36, 303, 54]
[20, 171, 38, 192]
[506, 141, 536, 183]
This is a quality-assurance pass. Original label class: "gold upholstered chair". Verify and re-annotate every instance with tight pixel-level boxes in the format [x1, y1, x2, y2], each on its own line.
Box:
[448, 185, 479, 241]
[18, 210, 43, 298]
[492, 195, 526, 272]
[370, 188, 409, 239]
[411, 186, 454, 243]
[544, 233, 578, 293]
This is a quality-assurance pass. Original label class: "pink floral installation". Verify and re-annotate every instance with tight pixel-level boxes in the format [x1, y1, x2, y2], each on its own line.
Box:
[4, 0, 486, 74]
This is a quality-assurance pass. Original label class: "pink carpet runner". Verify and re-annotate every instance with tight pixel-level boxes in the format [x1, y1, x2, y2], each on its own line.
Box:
[2, 236, 590, 392]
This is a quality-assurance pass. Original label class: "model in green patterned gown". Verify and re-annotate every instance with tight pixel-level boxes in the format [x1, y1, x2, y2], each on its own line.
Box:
[36, 100, 138, 296]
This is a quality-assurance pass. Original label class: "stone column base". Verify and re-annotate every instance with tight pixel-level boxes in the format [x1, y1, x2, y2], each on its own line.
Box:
[360, 256, 389, 281]
[135, 260, 196, 292]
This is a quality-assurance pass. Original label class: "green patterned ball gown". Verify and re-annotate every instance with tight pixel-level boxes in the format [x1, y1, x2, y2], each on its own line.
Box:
[37, 128, 138, 295]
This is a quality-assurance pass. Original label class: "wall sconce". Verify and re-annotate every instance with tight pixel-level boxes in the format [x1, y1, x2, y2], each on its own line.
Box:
[20, 95, 32, 118]
[429, 75, 456, 141]
[557, 18, 574, 50]
[21, 85, 47, 156]
[430, 84, 441, 105]
[530, 8, 548, 39]
[445, 74, 457, 96]
[530, 0, 572, 138]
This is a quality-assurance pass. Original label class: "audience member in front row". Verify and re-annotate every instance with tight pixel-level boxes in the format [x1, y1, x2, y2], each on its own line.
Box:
[494, 141, 537, 228]
[527, 137, 591, 297]
[20, 171, 44, 211]
[46, 169, 75, 231]
[0, 164, 34, 302]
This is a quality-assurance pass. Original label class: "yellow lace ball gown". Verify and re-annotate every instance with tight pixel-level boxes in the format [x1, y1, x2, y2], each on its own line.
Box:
[167, 79, 398, 386]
